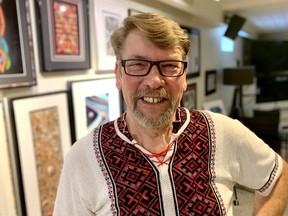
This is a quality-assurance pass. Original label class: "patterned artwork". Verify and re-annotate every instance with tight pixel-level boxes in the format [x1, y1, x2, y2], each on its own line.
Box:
[10, 92, 71, 215]
[52, 1, 79, 55]
[86, 94, 109, 131]
[38, 0, 90, 70]
[30, 107, 63, 216]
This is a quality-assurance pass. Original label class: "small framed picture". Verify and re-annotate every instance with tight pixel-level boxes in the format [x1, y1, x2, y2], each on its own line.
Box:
[94, 0, 127, 71]
[205, 70, 217, 95]
[0, 0, 36, 89]
[68, 78, 121, 142]
[36, 0, 90, 71]
[7, 92, 72, 216]
[128, 8, 142, 16]
[181, 83, 197, 110]
[202, 99, 227, 115]
[181, 26, 201, 78]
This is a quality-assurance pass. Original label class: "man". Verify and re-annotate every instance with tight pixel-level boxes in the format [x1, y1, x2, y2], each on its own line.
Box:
[54, 12, 288, 215]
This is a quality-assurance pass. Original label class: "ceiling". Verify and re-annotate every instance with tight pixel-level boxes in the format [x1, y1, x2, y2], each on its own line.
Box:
[218, 0, 288, 35]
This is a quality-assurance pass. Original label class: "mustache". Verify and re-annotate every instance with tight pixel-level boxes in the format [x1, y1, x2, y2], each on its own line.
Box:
[134, 88, 171, 99]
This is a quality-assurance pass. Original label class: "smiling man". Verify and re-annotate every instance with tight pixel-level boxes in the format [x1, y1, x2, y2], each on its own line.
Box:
[54, 12, 288, 216]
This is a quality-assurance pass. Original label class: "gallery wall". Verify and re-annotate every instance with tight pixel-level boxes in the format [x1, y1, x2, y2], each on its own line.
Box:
[0, 0, 245, 215]
[0, 0, 244, 107]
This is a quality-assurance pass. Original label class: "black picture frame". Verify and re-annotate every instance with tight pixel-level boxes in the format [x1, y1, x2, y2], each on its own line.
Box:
[36, 0, 90, 71]
[181, 83, 197, 110]
[128, 8, 142, 16]
[0, 0, 36, 89]
[7, 91, 72, 215]
[181, 26, 201, 78]
[205, 70, 217, 95]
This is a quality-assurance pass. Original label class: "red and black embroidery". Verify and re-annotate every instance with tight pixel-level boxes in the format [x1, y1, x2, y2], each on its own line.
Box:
[172, 110, 222, 215]
[94, 108, 224, 215]
[97, 122, 163, 215]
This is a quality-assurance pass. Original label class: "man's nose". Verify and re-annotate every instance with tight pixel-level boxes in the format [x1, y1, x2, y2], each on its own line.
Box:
[144, 65, 165, 89]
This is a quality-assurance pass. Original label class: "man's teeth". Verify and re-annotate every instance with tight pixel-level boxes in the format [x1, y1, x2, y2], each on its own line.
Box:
[143, 97, 162, 103]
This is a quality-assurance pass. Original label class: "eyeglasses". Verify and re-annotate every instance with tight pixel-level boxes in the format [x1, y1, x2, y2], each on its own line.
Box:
[120, 59, 187, 77]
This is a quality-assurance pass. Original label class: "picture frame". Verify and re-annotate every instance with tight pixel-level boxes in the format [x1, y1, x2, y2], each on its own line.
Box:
[94, 0, 127, 71]
[36, 0, 90, 71]
[181, 83, 197, 110]
[128, 8, 142, 16]
[0, 0, 36, 89]
[0, 101, 17, 216]
[202, 99, 227, 115]
[205, 70, 217, 95]
[8, 92, 72, 216]
[68, 78, 121, 142]
[181, 26, 201, 78]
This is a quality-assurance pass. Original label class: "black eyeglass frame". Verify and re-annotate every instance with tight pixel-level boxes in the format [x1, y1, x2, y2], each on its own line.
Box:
[120, 59, 188, 77]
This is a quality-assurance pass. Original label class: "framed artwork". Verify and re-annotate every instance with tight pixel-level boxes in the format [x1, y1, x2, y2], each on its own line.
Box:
[0, 0, 36, 89]
[36, 0, 90, 71]
[181, 26, 201, 78]
[0, 101, 17, 216]
[205, 70, 217, 95]
[202, 99, 227, 115]
[181, 83, 197, 110]
[68, 78, 121, 142]
[94, 0, 127, 71]
[8, 92, 72, 216]
[128, 8, 142, 16]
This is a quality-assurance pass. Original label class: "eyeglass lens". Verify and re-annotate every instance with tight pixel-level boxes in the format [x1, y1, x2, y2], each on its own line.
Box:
[123, 60, 185, 77]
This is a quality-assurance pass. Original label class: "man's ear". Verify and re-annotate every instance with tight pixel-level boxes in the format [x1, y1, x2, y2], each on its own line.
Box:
[115, 61, 122, 90]
[183, 78, 187, 92]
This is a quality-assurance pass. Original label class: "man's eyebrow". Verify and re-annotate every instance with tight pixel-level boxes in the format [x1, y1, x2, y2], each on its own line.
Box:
[126, 55, 148, 60]
[125, 55, 181, 61]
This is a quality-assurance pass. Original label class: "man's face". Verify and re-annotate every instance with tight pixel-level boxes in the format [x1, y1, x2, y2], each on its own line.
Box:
[115, 30, 187, 129]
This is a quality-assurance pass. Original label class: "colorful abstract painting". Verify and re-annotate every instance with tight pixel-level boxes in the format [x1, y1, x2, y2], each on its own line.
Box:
[86, 94, 109, 131]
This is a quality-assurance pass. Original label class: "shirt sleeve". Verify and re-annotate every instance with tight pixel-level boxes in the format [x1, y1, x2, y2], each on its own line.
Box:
[234, 119, 283, 196]
[207, 111, 283, 197]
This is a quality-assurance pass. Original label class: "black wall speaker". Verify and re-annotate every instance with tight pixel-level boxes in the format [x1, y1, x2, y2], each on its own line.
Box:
[224, 15, 246, 40]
